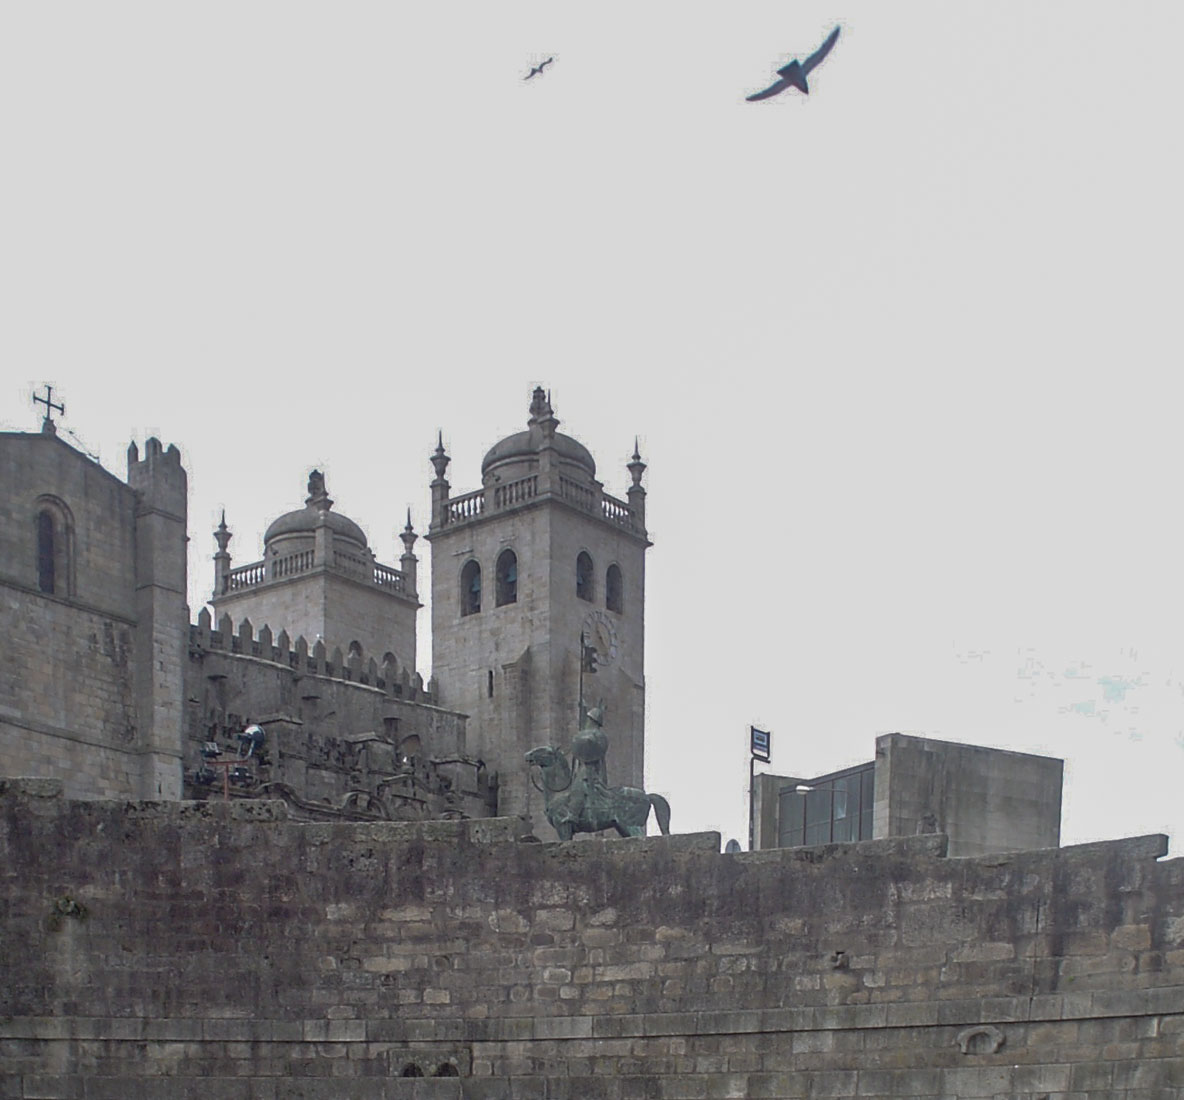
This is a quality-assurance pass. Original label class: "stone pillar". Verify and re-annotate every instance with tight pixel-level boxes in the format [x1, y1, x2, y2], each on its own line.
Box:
[400, 511, 418, 597]
[128, 437, 189, 800]
[213, 512, 232, 597]
[307, 471, 334, 569]
[627, 441, 647, 530]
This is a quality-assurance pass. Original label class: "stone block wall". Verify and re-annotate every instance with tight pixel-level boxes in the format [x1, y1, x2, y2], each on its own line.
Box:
[184, 623, 490, 822]
[1, 779, 1181, 1097]
[0, 587, 138, 801]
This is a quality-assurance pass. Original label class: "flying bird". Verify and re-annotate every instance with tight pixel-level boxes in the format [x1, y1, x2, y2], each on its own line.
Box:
[746, 25, 840, 101]
[524, 57, 554, 80]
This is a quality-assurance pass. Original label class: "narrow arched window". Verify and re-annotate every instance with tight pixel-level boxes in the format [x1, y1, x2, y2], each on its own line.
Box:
[605, 564, 623, 613]
[37, 511, 56, 594]
[576, 551, 594, 602]
[496, 549, 518, 606]
[461, 560, 481, 616]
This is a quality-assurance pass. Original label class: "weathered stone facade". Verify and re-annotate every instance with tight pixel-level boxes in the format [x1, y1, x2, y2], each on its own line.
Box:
[183, 613, 494, 822]
[0, 429, 187, 800]
[427, 389, 650, 824]
[2, 779, 1182, 1096]
[210, 472, 421, 674]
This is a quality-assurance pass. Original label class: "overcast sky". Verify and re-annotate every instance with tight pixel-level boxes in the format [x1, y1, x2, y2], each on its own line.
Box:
[3, 2, 1182, 851]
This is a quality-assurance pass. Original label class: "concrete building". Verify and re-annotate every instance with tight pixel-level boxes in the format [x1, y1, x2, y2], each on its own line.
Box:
[752, 731, 1064, 857]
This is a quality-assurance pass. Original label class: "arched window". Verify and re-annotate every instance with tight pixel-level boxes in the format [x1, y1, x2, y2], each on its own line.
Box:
[605, 564, 623, 613]
[576, 551, 594, 602]
[33, 496, 74, 598]
[495, 549, 518, 606]
[37, 511, 56, 594]
[461, 560, 481, 616]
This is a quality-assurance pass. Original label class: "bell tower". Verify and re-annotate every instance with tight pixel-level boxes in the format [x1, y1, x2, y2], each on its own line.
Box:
[426, 388, 651, 824]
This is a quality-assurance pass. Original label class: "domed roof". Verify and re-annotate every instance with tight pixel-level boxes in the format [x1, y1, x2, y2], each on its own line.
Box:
[264, 507, 368, 546]
[263, 471, 368, 548]
[481, 388, 596, 478]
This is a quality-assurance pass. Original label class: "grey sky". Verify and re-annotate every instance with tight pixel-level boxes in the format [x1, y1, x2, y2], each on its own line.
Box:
[3, 2, 1181, 848]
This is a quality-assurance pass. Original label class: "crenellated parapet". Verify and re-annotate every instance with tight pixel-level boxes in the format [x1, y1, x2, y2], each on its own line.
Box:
[190, 607, 431, 702]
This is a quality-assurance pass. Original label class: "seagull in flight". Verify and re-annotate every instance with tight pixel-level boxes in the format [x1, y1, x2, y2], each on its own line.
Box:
[746, 26, 840, 101]
[524, 57, 554, 81]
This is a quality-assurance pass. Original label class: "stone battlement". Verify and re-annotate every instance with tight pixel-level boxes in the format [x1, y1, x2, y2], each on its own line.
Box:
[191, 607, 432, 703]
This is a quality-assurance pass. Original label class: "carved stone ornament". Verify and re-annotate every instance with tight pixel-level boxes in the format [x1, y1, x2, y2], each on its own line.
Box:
[956, 1024, 1005, 1055]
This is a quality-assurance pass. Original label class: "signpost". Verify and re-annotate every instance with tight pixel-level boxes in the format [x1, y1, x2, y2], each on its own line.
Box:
[748, 726, 771, 851]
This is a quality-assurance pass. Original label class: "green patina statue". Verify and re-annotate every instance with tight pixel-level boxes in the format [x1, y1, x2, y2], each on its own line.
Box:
[526, 705, 671, 840]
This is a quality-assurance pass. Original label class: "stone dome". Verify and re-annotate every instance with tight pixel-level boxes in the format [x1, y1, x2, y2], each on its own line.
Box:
[263, 507, 368, 548]
[481, 427, 596, 478]
[263, 470, 368, 549]
[481, 388, 596, 479]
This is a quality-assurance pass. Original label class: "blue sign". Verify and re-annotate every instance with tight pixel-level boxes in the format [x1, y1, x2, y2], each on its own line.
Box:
[750, 726, 771, 762]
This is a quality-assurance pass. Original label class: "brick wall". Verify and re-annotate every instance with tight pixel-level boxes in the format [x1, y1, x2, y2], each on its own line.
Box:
[2, 779, 1181, 1097]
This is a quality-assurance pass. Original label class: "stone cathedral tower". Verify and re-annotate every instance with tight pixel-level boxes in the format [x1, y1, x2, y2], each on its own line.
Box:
[427, 388, 651, 824]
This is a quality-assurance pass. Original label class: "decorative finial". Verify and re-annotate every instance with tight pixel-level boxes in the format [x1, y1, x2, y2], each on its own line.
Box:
[400, 509, 418, 557]
[528, 386, 550, 423]
[305, 469, 332, 512]
[530, 385, 559, 440]
[627, 440, 646, 487]
[214, 511, 232, 554]
[431, 433, 450, 481]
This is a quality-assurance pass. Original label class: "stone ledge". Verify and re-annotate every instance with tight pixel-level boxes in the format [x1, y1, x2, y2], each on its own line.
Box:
[8, 1064, 1184, 1100]
[5, 988, 1181, 1046]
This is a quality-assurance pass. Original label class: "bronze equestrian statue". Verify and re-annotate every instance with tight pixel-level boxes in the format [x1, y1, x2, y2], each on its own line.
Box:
[526, 706, 671, 840]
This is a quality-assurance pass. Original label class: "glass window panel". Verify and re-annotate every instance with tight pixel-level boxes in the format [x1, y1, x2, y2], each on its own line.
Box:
[832, 815, 854, 843]
[778, 791, 806, 847]
[804, 789, 832, 826]
[804, 822, 829, 846]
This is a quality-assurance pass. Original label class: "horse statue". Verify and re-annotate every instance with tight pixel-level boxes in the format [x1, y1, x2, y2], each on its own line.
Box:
[525, 745, 671, 840]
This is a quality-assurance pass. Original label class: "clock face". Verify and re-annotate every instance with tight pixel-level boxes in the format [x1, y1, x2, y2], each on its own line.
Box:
[583, 609, 620, 668]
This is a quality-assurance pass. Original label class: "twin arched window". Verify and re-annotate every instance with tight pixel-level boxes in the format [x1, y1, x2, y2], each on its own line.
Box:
[461, 550, 622, 615]
[461, 552, 518, 616]
[577, 553, 624, 613]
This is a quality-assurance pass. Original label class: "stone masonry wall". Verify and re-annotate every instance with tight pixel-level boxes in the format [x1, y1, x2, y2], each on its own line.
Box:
[0, 589, 139, 800]
[1, 779, 1182, 1099]
[184, 636, 489, 821]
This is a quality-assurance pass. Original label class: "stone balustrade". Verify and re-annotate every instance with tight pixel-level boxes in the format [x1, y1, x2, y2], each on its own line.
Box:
[438, 479, 641, 534]
[221, 548, 410, 596]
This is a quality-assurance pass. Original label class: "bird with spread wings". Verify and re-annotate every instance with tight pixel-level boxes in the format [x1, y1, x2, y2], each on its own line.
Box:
[524, 57, 554, 81]
[746, 25, 840, 101]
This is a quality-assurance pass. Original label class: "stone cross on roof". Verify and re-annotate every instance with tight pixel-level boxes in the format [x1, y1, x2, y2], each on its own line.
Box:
[33, 384, 64, 434]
